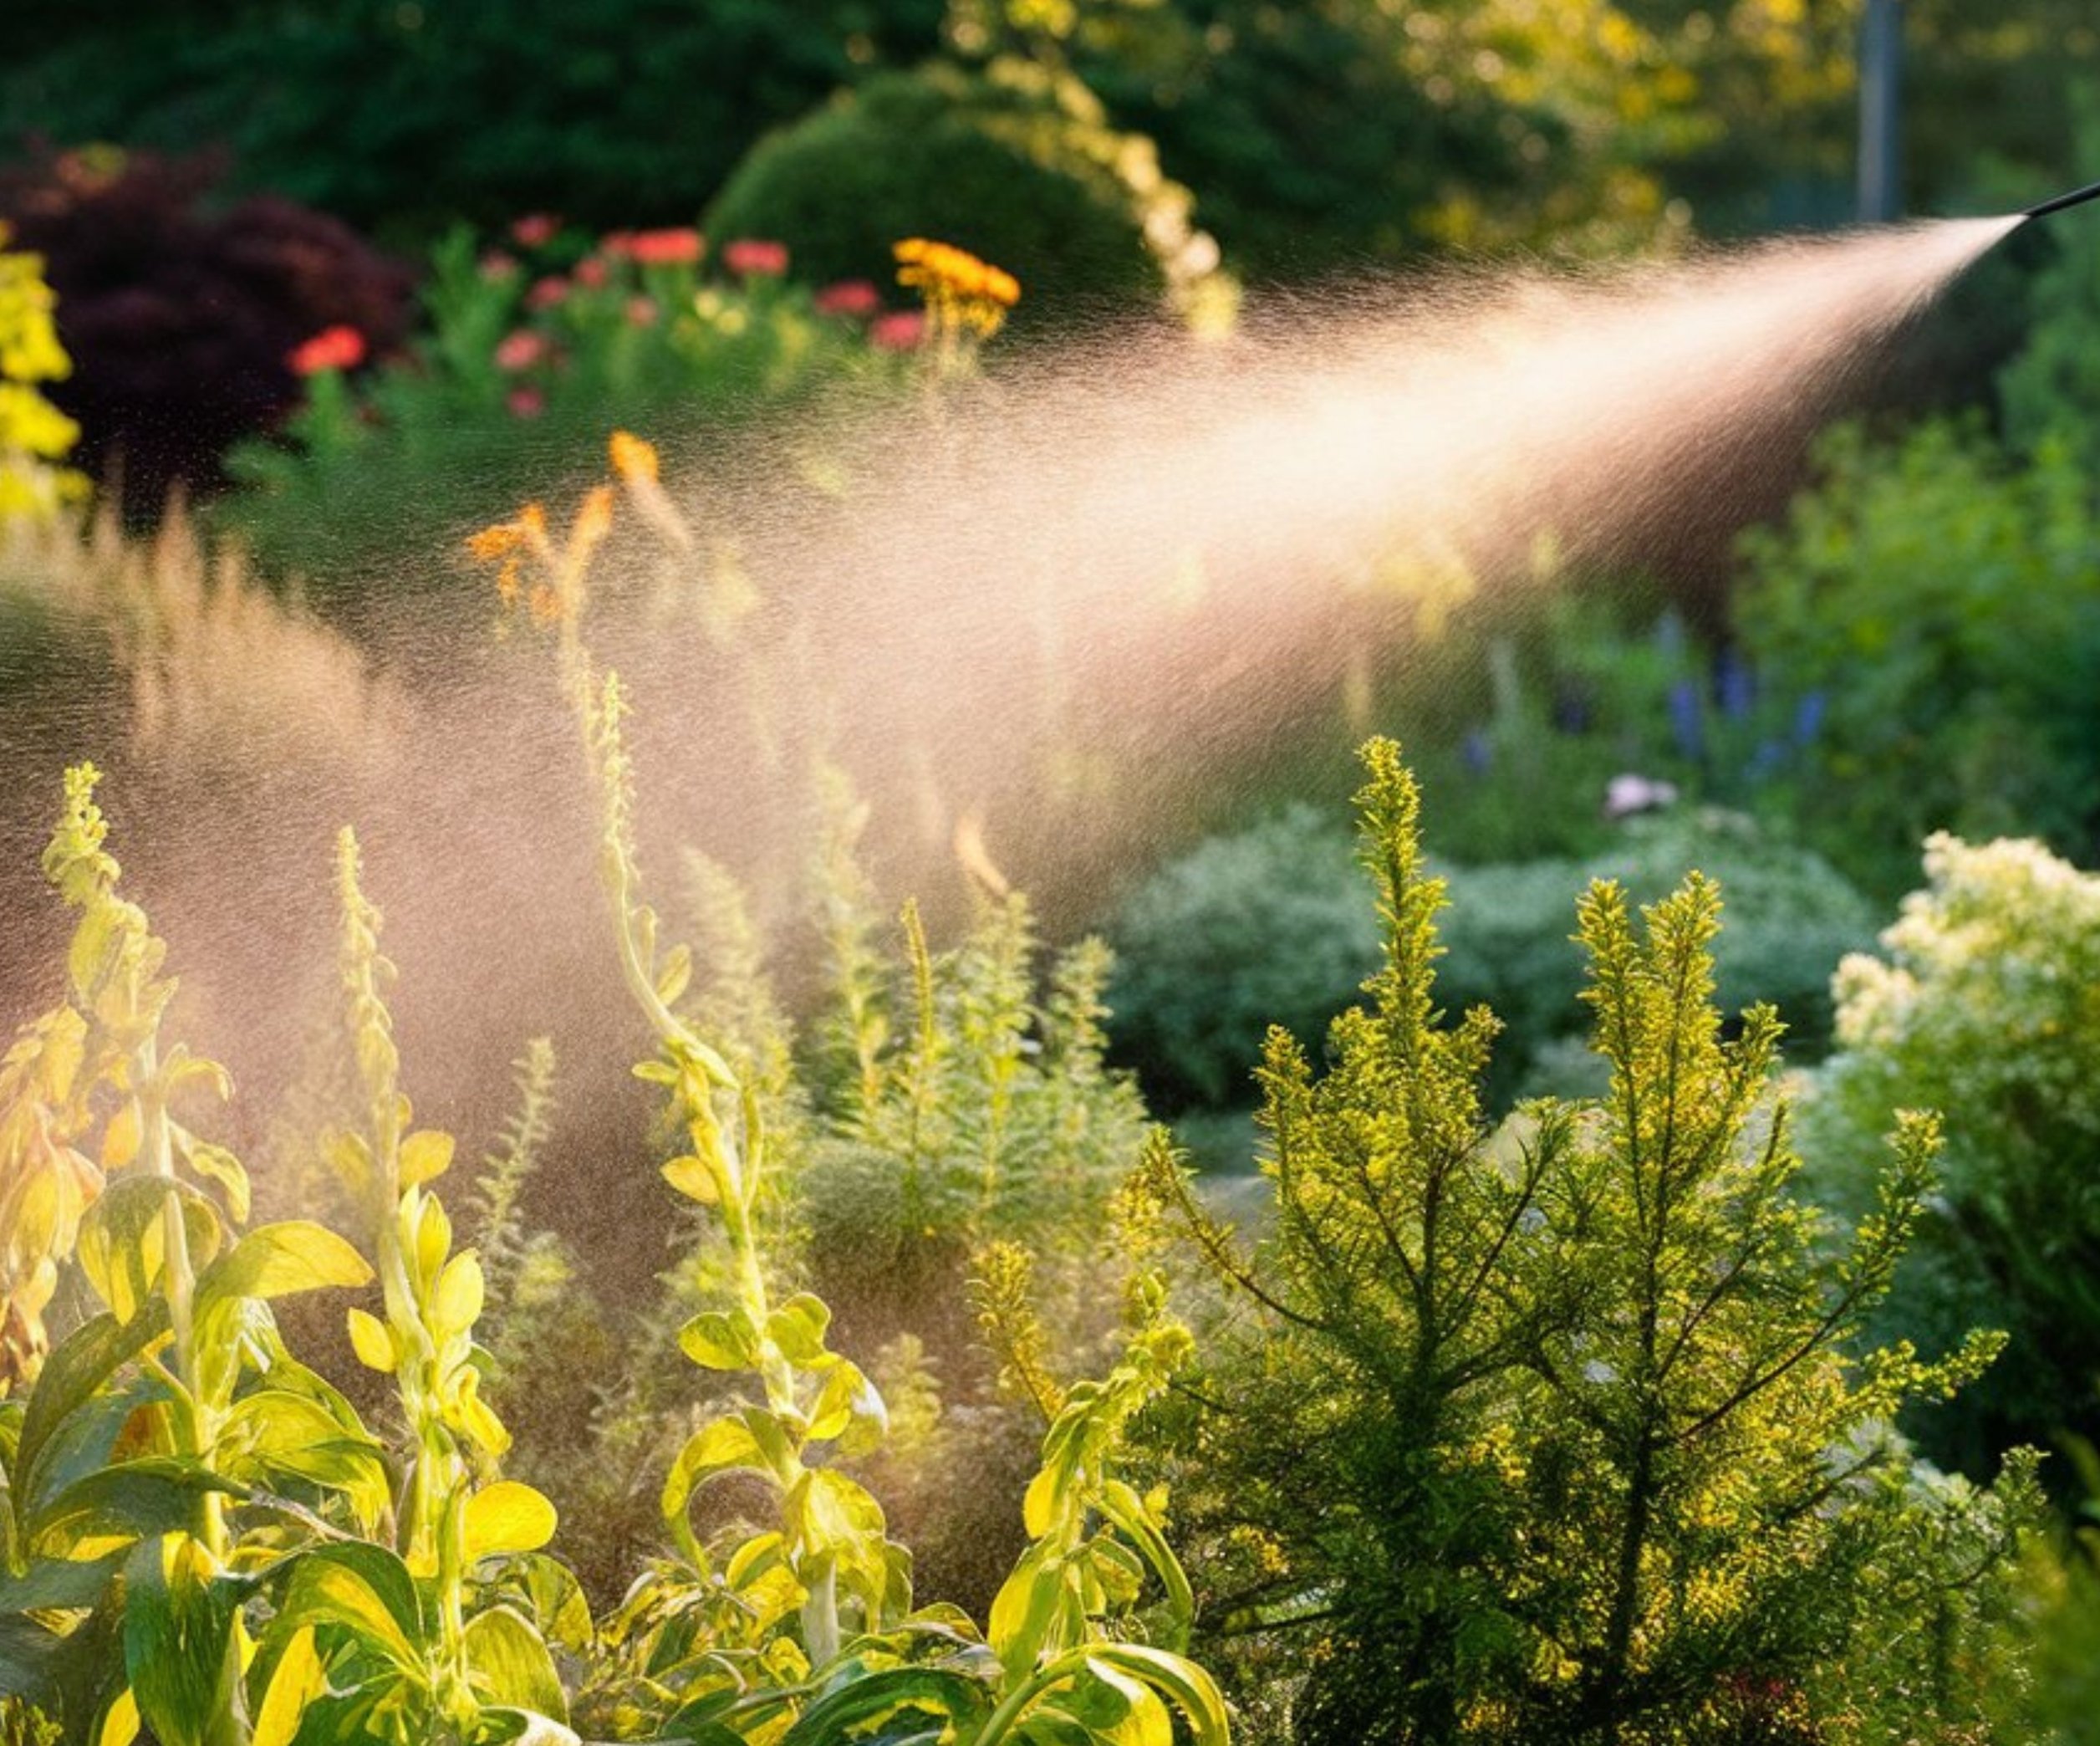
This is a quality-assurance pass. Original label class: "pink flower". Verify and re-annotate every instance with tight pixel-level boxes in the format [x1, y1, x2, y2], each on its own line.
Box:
[723, 238, 788, 278]
[814, 278, 881, 317]
[288, 324, 366, 375]
[626, 296, 659, 327]
[507, 385, 545, 419]
[869, 310, 925, 351]
[524, 274, 569, 310]
[625, 228, 705, 267]
[494, 329, 548, 371]
[510, 212, 561, 248]
[573, 255, 609, 289]
[479, 249, 519, 282]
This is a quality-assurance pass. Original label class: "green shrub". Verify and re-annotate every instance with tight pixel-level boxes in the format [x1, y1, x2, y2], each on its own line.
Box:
[704, 57, 1224, 323]
[1799, 832, 2100, 1477]
[1442, 808, 1878, 1075]
[1104, 797, 1873, 1116]
[1104, 805, 1376, 1112]
[1732, 420, 2100, 899]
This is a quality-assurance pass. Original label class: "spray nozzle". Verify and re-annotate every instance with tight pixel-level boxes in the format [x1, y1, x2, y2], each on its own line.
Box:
[2024, 177, 2100, 221]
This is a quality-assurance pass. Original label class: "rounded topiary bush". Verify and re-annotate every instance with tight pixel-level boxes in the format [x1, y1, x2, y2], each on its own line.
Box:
[703, 57, 1221, 321]
[1104, 806, 1378, 1112]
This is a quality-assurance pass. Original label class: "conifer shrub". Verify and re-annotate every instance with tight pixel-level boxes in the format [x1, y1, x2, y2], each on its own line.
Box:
[1140, 739, 2035, 1745]
[703, 58, 1223, 324]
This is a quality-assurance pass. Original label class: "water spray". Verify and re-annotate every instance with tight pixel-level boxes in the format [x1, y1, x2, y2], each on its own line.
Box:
[2023, 176, 2100, 222]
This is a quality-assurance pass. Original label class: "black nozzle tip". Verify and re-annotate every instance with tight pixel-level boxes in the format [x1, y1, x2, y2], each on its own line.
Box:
[2025, 176, 2100, 220]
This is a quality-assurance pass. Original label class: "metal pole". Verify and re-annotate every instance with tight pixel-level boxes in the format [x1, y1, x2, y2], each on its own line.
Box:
[1858, 0, 1904, 222]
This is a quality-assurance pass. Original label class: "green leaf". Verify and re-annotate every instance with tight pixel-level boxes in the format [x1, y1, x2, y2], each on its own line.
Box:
[463, 1606, 568, 1720]
[194, 1223, 374, 1320]
[0, 1549, 122, 1613]
[788, 1468, 884, 1555]
[15, 1307, 169, 1519]
[677, 1309, 757, 1372]
[777, 1667, 993, 1744]
[0, 1614, 66, 1713]
[805, 1361, 885, 1452]
[988, 1544, 1078, 1682]
[1084, 1645, 1229, 1746]
[214, 1390, 387, 1509]
[662, 1415, 772, 1528]
[124, 1534, 239, 1746]
[249, 1623, 324, 1746]
[175, 1134, 251, 1225]
[274, 1543, 423, 1671]
[76, 1177, 222, 1325]
[31, 1460, 242, 1556]
[765, 1294, 833, 1366]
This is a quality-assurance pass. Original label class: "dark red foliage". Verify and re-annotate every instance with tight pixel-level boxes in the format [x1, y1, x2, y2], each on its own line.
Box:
[0, 146, 415, 518]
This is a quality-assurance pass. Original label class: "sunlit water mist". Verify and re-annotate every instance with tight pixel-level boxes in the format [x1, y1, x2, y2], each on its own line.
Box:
[0, 214, 2017, 1273]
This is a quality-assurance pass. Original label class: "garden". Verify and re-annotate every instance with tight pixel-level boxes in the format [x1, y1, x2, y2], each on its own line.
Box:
[6, 3, 2100, 1742]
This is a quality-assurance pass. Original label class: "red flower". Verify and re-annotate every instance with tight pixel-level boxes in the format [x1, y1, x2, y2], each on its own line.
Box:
[494, 329, 548, 371]
[524, 274, 569, 310]
[288, 324, 366, 375]
[507, 385, 545, 419]
[574, 255, 610, 289]
[723, 238, 788, 278]
[510, 212, 561, 248]
[478, 249, 519, 282]
[814, 278, 881, 317]
[625, 228, 705, 267]
[869, 310, 925, 351]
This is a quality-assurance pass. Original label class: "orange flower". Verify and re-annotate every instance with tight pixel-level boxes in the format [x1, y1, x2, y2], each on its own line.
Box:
[571, 483, 615, 553]
[609, 431, 659, 486]
[893, 237, 1020, 339]
[466, 502, 549, 563]
[287, 324, 366, 375]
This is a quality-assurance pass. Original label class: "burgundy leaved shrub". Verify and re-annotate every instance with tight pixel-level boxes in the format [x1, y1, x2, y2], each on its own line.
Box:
[0, 145, 415, 517]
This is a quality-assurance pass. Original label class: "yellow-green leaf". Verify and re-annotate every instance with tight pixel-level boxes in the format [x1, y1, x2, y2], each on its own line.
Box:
[197, 1223, 372, 1319]
[250, 1624, 324, 1746]
[96, 1687, 140, 1746]
[660, 1153, 720, 1205]
[399, 1129, 454, 1187]
[346, 1306, 395, 1373]
[434, 1252, 485, 1337]
[463, 1480, 558, 1560]
[181, 1139, 251, 1225]
[101, 1101, 140, 1170]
